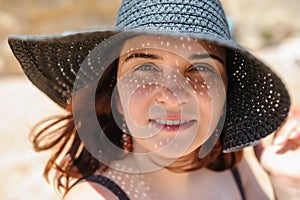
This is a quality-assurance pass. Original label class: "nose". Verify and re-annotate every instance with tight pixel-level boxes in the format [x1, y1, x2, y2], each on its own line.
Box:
[155, 82, 191, 108]
[153, 65, 195, 108]
[155, 68, 194, 108]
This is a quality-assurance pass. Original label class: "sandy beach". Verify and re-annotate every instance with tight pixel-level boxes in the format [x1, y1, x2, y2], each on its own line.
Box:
[0, 76, 63, 200]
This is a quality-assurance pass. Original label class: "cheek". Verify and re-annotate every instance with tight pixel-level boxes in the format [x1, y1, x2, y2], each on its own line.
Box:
[118, 84, 158, 125]
[128, 90, 150, 122]
[193, 77, 226, 136]
[191, 74, 226, 105]
[189, 77, 213, 114]
[195, 92, 212, 139]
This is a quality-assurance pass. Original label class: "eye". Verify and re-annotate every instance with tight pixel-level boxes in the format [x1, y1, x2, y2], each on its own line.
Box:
[134, 63, 160, 72]
[187, 63, 215, 74]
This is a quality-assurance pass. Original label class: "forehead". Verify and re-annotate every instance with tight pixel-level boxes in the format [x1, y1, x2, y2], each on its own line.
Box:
[120, 34, 226, 58]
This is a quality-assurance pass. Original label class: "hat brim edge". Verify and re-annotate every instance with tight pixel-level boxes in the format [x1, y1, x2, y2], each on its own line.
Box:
[8, 29, 291, 152]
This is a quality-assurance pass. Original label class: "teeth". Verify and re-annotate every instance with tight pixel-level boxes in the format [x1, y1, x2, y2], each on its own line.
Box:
[153, 119, 190, 125]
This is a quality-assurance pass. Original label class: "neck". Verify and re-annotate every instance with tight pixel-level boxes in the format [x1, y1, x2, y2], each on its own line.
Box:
[130, 139, 202, 173]
[141, 163, 209, 195]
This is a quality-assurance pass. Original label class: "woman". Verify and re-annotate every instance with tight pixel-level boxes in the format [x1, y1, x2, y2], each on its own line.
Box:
[8, 0, 300, 199]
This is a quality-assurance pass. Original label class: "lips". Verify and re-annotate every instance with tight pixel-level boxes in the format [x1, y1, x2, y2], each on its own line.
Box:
[150, 119, 196, 131]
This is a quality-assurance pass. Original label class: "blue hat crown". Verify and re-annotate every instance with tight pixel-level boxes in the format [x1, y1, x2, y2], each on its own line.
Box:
[115, 0, 230, 39]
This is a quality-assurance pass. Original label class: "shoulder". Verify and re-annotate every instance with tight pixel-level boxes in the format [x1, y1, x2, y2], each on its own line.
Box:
[237, 156, 270, 200]
[63, 180, 119, 200]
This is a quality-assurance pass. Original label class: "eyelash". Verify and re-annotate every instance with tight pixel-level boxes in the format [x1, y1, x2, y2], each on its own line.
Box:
[133, 63, 215, 75]
[187, 63, 215, 73]
[134, 63, 160, 71]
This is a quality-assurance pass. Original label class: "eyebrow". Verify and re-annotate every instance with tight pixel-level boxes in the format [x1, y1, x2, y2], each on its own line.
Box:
[124, 52, 225, 65]
[189, 54, 225, 65]
[124, 53, 163, 62]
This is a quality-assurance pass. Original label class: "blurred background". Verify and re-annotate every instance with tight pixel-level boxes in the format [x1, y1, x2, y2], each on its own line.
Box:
[0, 0, 299, 199]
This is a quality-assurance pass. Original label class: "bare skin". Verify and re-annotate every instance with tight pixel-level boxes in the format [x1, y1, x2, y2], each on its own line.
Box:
[64, 158, 267, 200]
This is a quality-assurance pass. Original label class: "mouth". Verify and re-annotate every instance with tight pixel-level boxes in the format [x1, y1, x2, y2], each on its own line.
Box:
[149, 119, 196, 131]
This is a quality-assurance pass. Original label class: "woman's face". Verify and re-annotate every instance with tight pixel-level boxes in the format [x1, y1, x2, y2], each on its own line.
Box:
[116, 35, 227, 158]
